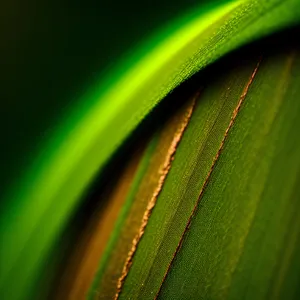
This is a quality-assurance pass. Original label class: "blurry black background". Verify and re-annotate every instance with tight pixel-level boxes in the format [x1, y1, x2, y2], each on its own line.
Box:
[1, 0, 220, 195]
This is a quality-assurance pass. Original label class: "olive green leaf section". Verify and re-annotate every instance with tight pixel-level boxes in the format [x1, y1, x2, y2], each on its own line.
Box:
[89, 96, 197, 300]
[118, 53, 262, 299]
[156, 47, 300, 299]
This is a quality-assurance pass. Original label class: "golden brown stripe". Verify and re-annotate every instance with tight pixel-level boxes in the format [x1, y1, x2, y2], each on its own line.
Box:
[114, 94, 198, 300]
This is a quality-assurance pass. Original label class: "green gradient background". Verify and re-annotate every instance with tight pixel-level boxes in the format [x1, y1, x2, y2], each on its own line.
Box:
[1, 0, 300, 299]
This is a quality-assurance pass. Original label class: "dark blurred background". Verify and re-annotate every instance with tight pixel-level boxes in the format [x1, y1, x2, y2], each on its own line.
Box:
[1, 0, 223, 196]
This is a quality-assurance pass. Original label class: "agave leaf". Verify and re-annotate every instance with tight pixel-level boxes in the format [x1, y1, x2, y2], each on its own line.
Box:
[1, 1, 300, 299]
[157, 45, 300, 300]
[109, 39, 300, 299]
[118, 49, 261, 300]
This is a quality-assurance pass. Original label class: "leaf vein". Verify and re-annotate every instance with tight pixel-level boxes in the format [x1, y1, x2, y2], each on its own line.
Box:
[154, 57, 262, 299]
[114, 93, 198, 300]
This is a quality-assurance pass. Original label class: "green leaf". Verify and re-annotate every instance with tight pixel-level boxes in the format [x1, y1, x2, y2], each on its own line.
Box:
[1, 1, 300, 300]
[118, 48, 262, 300]
[158, 46, 300, 300]
[107, 37, 300, 299]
